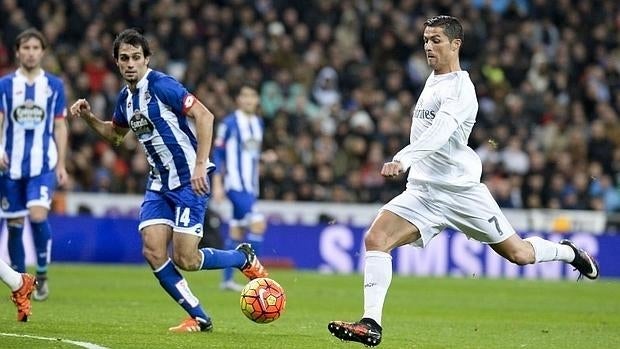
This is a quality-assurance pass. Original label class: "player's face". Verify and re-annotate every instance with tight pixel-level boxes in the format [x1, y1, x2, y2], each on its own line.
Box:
[237, 86, 259, 114]
[16, 37, 44, 71]
[116, 43, 149, 85]
[423, 26, 460, 74]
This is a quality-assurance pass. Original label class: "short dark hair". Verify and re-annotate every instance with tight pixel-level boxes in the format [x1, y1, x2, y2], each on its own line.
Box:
[233, 80, 258, 97]
[112, 28, 151, 60]
[424, 15, 463, 42]
[15, 28, 47, 50]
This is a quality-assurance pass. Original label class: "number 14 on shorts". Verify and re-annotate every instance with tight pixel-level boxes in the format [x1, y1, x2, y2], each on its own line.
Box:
[176, 207, 191, 226]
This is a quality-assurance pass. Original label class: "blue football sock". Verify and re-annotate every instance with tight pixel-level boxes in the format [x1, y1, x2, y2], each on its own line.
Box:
[247, 233, 264, 256]
[31, 220, 52, 275]
[7, 222, 25, 273]
[222, 238, 241, 282]
[200, 247, 245, 270]
[153, 259, 209, 320]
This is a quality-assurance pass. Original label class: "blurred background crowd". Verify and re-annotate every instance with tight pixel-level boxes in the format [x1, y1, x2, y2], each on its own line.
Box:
[1, 0, 619, 211]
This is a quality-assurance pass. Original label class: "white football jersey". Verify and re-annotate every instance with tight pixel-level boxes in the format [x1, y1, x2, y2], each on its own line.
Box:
[393, 71, 481, 187]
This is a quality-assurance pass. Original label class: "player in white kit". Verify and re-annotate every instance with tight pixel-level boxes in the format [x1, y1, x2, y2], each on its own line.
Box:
[328, 15, 600, 347]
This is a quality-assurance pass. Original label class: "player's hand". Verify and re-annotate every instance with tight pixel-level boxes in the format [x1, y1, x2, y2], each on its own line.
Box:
[69, 99, 91, 118]
[56, 166, 68, 187]
[0, 151, 8, 172]
[381, 161, 404, 177]
[261, 149, 278, 163]
[191, 166, 210, 196]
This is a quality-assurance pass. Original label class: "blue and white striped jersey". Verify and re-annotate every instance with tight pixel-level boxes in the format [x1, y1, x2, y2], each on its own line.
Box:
[213, 110, 264, 195]
[0, 69, 66, 179]
[112, 69, 214, 192]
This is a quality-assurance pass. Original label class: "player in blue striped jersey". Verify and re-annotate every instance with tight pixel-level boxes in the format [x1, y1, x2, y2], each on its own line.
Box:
[70, 29, 268, 333]
[212, 82, 267, 291]
[0, 28, 68, 302]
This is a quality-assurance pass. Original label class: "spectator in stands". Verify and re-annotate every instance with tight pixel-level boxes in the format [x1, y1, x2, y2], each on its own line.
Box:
[0, 0, 616, 212]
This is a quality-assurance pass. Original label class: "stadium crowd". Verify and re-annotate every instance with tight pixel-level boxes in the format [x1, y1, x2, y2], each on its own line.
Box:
[1, 0, 619, 211]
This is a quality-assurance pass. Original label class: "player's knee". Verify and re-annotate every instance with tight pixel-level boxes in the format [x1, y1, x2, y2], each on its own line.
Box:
[7, 217, 25, 227]
[172, 251, 200, 271]
[142, 245, 167, 267]
[364, 229, 388, 251]
[505, 249, 533, 266]
[29, 209, 48, 222]
[249, 220, 266, 234]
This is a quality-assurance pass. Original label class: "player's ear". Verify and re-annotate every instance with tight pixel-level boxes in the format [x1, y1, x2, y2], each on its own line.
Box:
[145, 56, 150, 66]
[451, 39, 462, 52]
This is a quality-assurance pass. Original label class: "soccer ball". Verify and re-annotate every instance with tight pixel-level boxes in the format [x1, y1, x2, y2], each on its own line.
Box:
[240, 277, 286, 323]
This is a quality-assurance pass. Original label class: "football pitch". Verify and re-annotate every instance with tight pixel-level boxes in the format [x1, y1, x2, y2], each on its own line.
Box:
[1, 264, 618, 349]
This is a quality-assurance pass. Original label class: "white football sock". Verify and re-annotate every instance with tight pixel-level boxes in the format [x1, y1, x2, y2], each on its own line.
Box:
[0, 260, 22, 291]
[524, 237, 575, 263]
[362, 251, 392, 326]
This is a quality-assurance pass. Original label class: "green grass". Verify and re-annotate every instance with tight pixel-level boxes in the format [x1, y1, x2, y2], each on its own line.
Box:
[1, 264, 619, 348]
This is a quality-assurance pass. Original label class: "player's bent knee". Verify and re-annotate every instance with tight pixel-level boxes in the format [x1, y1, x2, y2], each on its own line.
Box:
[142, 246, 168, 267]
[171, 252, 200, 271]
[7, 217, 25, 226]
[505, 249, 533, 266]
[364, 229, 389, 252]
[249, 220, 266, 234]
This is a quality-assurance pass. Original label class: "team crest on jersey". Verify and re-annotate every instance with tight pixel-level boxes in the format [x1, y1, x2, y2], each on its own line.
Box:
[1, 197, 8, 210]
[243, 138, 261, 155]
[144, 90, 151, 103]
[13, 99, 45, 129]
[129, 110, 155, 140]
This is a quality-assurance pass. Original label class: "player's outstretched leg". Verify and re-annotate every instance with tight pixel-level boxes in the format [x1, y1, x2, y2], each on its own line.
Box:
[560, 240, 600, 279]
[328, 318, 382, 347]
[236, 243, 268, 279]
[11, 273, 36, 322]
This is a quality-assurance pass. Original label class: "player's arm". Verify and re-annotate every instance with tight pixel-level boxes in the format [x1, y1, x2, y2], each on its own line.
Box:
[185, 95, 215, 195]
[385, 85, 471, 176]
[211, 122, 228, 202]
[388, 116, 459, 173]
[0, 111, 6, 171]
[53, 116, 69, 186]
[69, 99, 129, 147]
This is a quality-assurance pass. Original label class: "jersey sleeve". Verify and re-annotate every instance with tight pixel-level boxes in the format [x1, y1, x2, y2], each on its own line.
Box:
[0, 82, 6, 116]
[52, 79, 67, 119]
[112, 89, 129, 128]
[151, 75, 195, 115]
[212, 121, 229, 174]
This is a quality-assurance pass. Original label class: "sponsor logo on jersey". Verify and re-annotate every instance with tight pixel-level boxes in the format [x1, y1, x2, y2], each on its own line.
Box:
[129, 110, 155, 140]
[12, 99, 45, 129]
[243, 138, 261, 155]
[412, 108, 436, 119]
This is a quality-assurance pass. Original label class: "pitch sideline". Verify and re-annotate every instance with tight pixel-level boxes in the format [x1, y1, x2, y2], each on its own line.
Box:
[0, 332, 109, 349]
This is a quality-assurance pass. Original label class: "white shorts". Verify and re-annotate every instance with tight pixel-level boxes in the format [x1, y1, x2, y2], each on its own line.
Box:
[382, 181, 515, 247]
